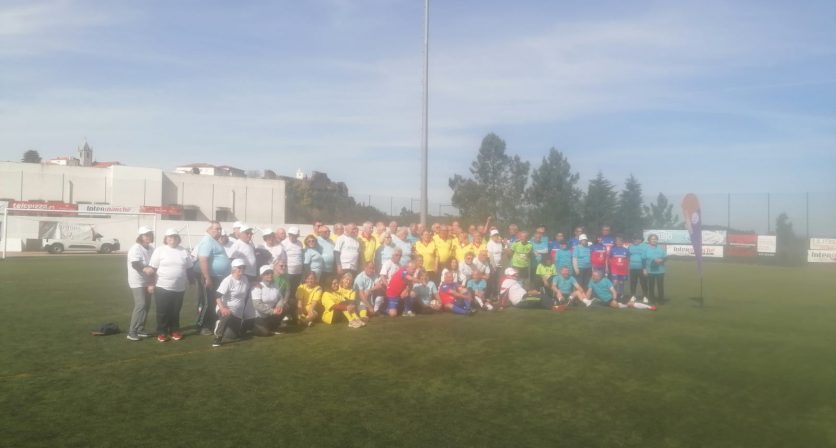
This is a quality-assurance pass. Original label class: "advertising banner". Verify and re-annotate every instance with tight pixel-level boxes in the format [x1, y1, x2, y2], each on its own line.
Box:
[665, 244, 725, 258]
[757, 235, 777, 255]
[810, 238, 836, 251]
[140, 205, 182, 216]
[727, 234, 757, 246]
[807, 250, 836, 263]
[78, 204, 139, 214]
[644, 229, 727, 245]
[10, 201, 78, 211]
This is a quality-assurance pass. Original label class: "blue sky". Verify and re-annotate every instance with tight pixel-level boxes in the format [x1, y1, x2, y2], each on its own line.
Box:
[2, 0, 835, 207]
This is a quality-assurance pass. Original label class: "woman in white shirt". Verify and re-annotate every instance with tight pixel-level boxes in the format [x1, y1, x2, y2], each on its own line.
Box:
[145, 228, 194, 343]
[251, 265, 287, 336]
[126, 226, 155, 341]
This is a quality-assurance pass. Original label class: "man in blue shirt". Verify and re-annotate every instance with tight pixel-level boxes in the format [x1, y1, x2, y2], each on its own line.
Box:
[316, 225, 336, 288]
[196, 221, 232, 334]
[550, 266, 586, 306]
[572, 234, 593, 289]
[585, 270, 656, 310]
[643, 234, 667, 305]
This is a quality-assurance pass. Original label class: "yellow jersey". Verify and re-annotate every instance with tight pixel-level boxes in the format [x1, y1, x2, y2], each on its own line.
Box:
[359, 234, 378, 265]
[414, 240, 438, 272]
[296, 283, 323, 312]
[433, 235, 455, 265]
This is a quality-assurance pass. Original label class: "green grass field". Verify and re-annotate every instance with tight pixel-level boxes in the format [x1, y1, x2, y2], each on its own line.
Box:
[1, 256, 835, 447]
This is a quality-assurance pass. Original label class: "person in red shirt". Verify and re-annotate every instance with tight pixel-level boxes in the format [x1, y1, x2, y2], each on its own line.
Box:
[590, 236, 608, 274]
[438, 270, 475, 315]
[385, 260, 416, 317]
[608, 236, 630, 301]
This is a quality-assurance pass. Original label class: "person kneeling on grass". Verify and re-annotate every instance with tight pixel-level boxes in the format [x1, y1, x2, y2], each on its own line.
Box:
[584, 270, 656, 310]
[296, 271, 323, 327]
[439, 270, 476, 316]
[320, 276, 365, 328]
[384, 260, 417, 317]
[466, 270, 492, 311]
[411, 270, 441, 313]
[550, 266, 586, 307]
[251, 265, 288, 336]
[499, 268, 554, 310]
[213, 259, 250, 347]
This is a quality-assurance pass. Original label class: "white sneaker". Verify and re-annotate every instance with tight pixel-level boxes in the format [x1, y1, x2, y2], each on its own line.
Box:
[642, 297, 649, 304]
[485, 303, 494, 311]
[348, 320, 360, 328]
[404, 311, 415, 317]
[628, 296, 636, 304]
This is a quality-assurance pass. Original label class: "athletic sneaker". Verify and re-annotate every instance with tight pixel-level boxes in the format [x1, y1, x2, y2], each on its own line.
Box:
[642, 297, 649, 304]
[126, 334, 140, 341]
[628, 297, 636, 304]
[649, 305, 658, 311]
[170, 331, 184, 341]
[348, 320, 362, 328]
[485, 303, 494, 311]
[137, 332, 152, 338]
[157, 334, 169, 343]
[403, 311, 415, 317]
[212, 338, 222, 347]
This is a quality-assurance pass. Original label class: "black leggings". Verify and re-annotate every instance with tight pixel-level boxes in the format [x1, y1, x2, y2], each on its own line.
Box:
[648, 274, 665, 303]
[155, 288, 184, 335]
[629, 269, 647, 297]
[577, 268, 592, 289]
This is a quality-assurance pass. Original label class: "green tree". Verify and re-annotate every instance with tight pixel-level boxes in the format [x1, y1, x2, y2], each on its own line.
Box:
[582, 172, 617, 235]
[524, 147, 582, 233]
[775, 212, 802, 265]
[22, 149, 41, 163]
[449, 133, 530, 226]
[643, 193, 681, 228]
[615, 174, 646, 238]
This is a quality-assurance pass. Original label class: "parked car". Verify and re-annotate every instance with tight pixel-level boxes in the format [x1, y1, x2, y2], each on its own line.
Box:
[43, 232, 120, 254]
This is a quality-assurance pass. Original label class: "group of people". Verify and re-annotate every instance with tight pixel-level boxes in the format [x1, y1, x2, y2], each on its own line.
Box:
[125, 218, 668, 347]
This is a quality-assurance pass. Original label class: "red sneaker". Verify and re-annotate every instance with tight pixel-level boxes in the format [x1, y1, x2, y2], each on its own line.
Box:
[170, 331, 184, 341]
[157, 334, 169, 343]
[649, 305, 658, 311]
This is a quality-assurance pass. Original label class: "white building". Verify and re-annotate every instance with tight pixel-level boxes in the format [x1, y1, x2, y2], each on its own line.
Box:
[174, 163, 246, 177]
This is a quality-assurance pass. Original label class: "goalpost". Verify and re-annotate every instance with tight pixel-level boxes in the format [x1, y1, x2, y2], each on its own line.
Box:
[1, 207, 159, 260]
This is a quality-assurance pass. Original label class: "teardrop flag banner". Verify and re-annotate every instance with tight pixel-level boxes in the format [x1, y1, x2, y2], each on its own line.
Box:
[682, 193, 703, 277]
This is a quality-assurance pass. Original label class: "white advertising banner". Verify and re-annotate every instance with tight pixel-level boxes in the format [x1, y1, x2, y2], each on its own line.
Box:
[644, 229, 727, 245]
[665, 244, 725, 258]
[810, 238, 836, 251]
[757, 235, 777, 254]
[808, 250, 836, 263]
[77, 204, 139, 214]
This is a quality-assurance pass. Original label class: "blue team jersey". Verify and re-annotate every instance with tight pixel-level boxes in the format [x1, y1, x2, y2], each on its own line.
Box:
[573, 245, 591, 268]
[590, 243, 607, 267]
[589, 277, 615, 302]
[644, 245, 667, 274]
[609, 246, 629, 260]
[600, 235, 615, 251]
[552, 275, 578, 294]
[628, 243, 646, 269]
[555, 248, 573, 270]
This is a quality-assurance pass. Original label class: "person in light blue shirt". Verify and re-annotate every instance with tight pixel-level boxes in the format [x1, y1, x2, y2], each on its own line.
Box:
[316, 225, 336, 287]
[550, 266, 586, 305]
[628, 236, 648, 303]
[375, 233, 397, 270]
[572, 234, 593, 289]
[554, 240, 573, 272]
[531, 226, 550, 264]
[393, 228, 414, 267]
[643, 234, 667, 304]
[195, 221, 231, 334]
[303, 234, 324, 281]
[584, 270, 656, 310]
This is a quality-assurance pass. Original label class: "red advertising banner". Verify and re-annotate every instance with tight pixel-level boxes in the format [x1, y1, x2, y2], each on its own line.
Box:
[10, 201, 78, 211]
[727, 234, 757, 246]
[140, 205, 182, 216]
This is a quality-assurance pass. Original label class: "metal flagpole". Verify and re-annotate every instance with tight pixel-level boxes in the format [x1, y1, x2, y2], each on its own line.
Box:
[419, 0, 430, 226]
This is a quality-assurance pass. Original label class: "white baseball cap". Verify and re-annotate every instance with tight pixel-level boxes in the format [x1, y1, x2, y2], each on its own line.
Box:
[164, 228, 179, 237]
[137, 226, 154, 235]
[231, 259, 246, 268]
[579, 234, 588, 241]
[504, 267, 517, 276]
[262, 227, 275, 235]
[232, 221, 243, 229]
[259, 265, 273, 275]
[490, 229, 500, 236]
[239, 223, 253, 233]
[287, 226, 300, 236]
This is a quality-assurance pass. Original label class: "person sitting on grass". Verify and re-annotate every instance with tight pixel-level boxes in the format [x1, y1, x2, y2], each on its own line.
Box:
[584, 270, 656, 310]
[550, 266, 586, 307]
[458, 251, 477, 286]
[499, 267, 554, 310]
[321, 275, 365, 328]
[441, 257, 463, 285]
[384, 260, 417, 317]
[466, 269, 492, 311]
[411, 270, 440, 313]
[438, 270, 476, 316]
[534, 254, 557, 292]
[296, 271, 323, 327]
[213, 259, 250, 347]
[354, 262, 385, 319]
[251, 265, 287, 336]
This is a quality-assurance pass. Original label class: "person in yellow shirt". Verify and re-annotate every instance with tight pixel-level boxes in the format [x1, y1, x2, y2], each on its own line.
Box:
[320, 273, 365, 328]
[414, 230, 439, 283]
[358, 222, 378, 266]
[296, 271, 323, 327]
[455, 230, 481, 263]
[433, 225, 456, 269]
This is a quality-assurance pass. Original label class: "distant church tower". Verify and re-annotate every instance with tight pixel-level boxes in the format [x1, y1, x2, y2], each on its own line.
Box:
[295, 168, 306, 180]
[78, 139, 93, 167]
